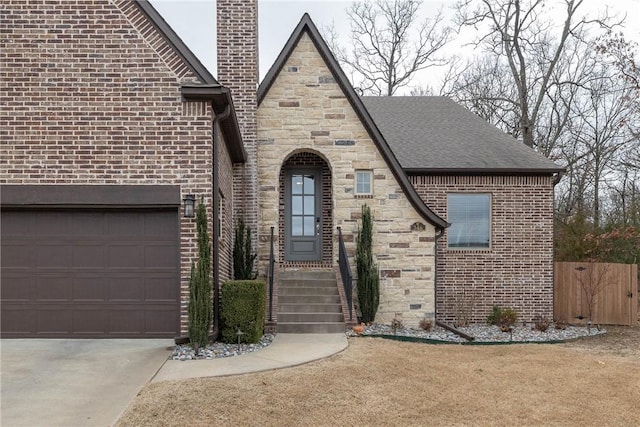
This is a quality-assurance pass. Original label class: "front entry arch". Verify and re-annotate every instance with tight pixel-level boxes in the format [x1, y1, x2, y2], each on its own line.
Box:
[279, 152, 332, 265]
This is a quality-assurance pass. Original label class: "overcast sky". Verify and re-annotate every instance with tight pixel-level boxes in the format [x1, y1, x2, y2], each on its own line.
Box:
[149, 0, 640, 90]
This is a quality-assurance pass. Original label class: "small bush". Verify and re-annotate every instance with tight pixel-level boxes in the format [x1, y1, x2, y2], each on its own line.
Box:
[418, 318, 433, 331]
[554, 317, 568, 330]
[220, 280, 266, 344]
[390, 318, 404, 335]
[486, 305, 503, 326]
[498, 308, 518, 332]
[532, 316, 550, 332]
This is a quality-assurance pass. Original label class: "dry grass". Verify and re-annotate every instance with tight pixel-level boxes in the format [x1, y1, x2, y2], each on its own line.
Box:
[118, 327, 640, 427]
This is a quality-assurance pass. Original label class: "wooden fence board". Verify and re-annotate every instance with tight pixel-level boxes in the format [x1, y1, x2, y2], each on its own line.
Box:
[554, 262, 638, 326]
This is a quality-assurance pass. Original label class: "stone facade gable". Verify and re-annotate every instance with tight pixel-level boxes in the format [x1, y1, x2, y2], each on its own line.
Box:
[257, 33, 437, 326]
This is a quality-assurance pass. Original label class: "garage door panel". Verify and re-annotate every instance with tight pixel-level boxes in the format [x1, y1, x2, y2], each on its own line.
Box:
[73, 310, 109, 334]
[72, 211, 106, 235]
[37, 244, 72, 268]
[145, 211, 180, 236]
[1, 208, 180, 338]
[1, 213, 29, 236]
[108, 213, 143, 236]
[1, 276, 33, 301]
[145, 310, 179, 334]
[34, 211, 70, 235]
[109, 277, 145, 301]
[73, 245, 106, 268]
[146, 277, 180, 301]
[72, 276, 107, 301]
[1, 308, 36, 335]
[37, 309, 73, 335]
[144, 244, 180, 268]
[108, 245, 142, 268]
[110, 310, 146, 335]
[1, 243, 33, 267]
[37, 276, 72, 301]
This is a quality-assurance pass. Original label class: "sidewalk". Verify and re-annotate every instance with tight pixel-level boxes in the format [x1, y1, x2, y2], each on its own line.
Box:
[152, 333, 348, 382]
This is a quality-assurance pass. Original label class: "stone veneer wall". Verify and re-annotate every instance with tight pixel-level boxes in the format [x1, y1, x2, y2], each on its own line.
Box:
[0, 0, 237, 335]
[257, 33, 437, 326]
[411, 175, 555, 324]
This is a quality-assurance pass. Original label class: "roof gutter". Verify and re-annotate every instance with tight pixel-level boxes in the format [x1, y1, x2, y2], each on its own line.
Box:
[404, 168, 566, 176]
[181, 84, 247, 163]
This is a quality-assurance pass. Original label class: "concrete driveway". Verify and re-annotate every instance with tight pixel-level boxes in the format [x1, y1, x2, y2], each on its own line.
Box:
[1, 339, 172, 426]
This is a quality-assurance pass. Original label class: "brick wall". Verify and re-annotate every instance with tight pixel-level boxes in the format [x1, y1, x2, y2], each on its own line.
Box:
[217, 0, 259, 263]
[411, 175, 555, 324]
[1, 0, 235, 335]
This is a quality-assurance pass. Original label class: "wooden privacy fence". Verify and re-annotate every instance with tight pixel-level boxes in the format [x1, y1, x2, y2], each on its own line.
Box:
[554, 262, 638, 326]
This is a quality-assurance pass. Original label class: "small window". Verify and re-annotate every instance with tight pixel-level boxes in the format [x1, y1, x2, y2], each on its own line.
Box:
[355, 170, 372, 195]
[447, 193, 491, 248]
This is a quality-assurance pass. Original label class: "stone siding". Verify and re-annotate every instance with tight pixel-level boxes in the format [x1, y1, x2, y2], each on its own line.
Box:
[411, 175, 555, 324]
[1, 0, 236, 335]
[257, 33, 437, 326]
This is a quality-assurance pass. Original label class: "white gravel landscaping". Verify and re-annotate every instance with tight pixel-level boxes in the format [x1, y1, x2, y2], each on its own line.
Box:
[353, 323, 606, 343]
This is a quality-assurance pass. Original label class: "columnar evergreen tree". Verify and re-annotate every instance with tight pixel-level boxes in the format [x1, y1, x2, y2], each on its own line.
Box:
[356, 204, 380, 323]
[188, 198, 212, 351]
[233, 216, 257, 280]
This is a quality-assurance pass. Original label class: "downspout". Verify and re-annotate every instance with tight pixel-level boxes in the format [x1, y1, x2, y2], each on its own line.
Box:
[434, 227, 445, 321]
[211, 104, 232, 342]
[551, 171, 563, 322]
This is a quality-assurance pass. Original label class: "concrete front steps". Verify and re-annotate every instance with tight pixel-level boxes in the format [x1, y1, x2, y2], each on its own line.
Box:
[278, 270, 346, 333]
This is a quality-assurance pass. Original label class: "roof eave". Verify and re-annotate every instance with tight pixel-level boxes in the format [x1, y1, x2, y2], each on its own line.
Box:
[181, 84, 247, 163]
[134, 0, 217, 85]
[405, 167, 566, 176]
[258, 14, 448, 230]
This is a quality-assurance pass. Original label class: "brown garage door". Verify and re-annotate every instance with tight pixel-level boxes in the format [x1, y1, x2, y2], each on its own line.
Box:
[1, 209, 180, 338]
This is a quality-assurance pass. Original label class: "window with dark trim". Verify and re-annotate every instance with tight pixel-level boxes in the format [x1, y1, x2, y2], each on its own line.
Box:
[447, 193, 491, 248]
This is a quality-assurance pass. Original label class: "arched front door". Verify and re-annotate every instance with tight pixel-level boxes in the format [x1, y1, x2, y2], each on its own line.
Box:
[284, 168, 322, 261]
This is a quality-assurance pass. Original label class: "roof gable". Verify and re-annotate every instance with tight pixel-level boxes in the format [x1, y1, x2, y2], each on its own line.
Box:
[258, 14, 447, 230]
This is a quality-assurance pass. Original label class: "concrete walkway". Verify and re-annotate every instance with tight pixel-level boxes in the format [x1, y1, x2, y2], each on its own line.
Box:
[152, 333, 348, 382]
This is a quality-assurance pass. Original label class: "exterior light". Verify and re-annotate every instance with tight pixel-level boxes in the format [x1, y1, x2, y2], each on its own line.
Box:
[183, 194, 196, 218]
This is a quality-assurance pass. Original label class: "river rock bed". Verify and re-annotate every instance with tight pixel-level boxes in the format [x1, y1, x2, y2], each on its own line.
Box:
[171, 333, 276, 360]
[350, 323, 606, 343]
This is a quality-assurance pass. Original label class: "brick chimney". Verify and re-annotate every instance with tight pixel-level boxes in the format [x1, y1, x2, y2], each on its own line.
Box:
[217, 0, 259, 238]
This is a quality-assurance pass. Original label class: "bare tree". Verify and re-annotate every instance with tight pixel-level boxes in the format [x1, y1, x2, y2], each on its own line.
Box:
[326, 0, 452, 95]
[574, 263, 612, 331]
[454, 0, 619, 148]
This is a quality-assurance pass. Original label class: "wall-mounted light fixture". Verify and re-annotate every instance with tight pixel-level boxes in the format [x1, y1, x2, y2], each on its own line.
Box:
[183, 194, 196, 218]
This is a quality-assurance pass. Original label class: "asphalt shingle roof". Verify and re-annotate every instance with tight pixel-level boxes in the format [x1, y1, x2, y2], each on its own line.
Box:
[361, 96, 563, 173]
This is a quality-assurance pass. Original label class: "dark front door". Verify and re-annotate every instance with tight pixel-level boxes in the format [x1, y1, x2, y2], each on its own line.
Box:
[284, 169, 322, 261]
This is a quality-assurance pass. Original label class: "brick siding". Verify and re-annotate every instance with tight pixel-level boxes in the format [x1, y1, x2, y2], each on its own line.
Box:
[411, 175, 555, 324]
[217, 0, 259, 265]
[1, 0, 236, 335]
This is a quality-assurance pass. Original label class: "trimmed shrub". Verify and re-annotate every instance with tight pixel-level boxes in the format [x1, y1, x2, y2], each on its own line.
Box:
[356, 204, 380, 324]
[188, 198, 212, 351]
[220, 280, 266, 344]
[233, 216, 257, 280]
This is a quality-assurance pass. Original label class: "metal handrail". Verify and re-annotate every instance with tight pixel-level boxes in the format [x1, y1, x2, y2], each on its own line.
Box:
[337, 226, 353, 321]
[268, 226, 275, 321]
